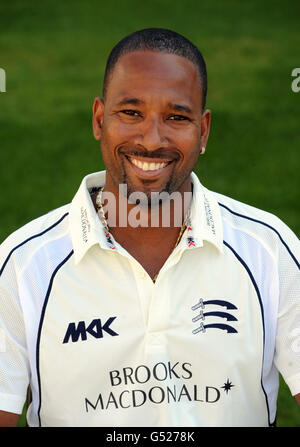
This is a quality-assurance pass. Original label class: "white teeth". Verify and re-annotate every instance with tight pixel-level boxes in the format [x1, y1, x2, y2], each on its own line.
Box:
[130, 158, 168, 171]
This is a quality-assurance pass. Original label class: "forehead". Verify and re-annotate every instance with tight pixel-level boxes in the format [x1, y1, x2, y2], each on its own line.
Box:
[105, 51, 202, 108]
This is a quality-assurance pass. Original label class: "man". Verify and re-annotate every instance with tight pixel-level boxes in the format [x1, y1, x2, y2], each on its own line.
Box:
[0, 28, 299, 427]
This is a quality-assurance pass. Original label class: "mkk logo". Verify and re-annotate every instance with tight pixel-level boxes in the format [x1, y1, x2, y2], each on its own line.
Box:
[63, 317, 119, 343]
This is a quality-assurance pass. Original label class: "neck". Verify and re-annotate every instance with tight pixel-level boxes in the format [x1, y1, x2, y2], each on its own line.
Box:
[92, 181, 193, 280]
[98, 175, 193, 232]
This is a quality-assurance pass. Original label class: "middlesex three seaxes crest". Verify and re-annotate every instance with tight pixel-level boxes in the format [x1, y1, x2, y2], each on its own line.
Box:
[191, 299, 238, 334]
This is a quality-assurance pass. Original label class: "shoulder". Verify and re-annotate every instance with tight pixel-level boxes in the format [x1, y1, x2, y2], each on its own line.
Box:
[211, 190, 299, 267]
[0, 204, 71, 275]
[215, 190, 288, 229]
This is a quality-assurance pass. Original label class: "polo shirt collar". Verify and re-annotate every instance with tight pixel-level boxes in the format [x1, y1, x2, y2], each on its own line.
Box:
[69, 170, 223, 264]
[188, 171, 223, 253]
[69, 171, 110, 265]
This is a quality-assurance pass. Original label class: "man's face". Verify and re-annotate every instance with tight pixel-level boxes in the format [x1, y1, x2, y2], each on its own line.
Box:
[93, 51, 210, 201]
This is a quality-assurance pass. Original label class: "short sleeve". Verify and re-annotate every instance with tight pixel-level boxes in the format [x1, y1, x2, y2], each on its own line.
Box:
[273, 220, 300, 396]
[0, 238, 29, 414]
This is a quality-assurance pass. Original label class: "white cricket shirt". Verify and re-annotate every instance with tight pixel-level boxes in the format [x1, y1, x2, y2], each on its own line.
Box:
[0, 171, 299, 427]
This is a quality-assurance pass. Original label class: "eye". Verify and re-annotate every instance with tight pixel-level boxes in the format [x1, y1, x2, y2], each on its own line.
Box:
[120, 109, 141, 117]
[168, 114, 190, 121]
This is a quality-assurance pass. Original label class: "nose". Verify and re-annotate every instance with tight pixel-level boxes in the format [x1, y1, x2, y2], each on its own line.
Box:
[136, 116, 168, 152]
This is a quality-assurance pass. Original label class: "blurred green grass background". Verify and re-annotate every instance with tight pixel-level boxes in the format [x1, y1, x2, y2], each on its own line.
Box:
[0, 0, 299, 427]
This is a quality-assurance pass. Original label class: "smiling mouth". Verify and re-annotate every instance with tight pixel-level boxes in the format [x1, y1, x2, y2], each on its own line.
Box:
[130, 158, 169, 171]
[126, 156, 173, 172]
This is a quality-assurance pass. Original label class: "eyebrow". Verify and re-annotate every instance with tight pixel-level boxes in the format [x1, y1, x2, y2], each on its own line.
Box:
[116, 97, 145, 107]
[168, 103, 193, 114]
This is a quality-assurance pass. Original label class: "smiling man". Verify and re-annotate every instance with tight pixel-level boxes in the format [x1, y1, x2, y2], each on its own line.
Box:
[0, 28, 299, 427]
[92, 46, 210, 278]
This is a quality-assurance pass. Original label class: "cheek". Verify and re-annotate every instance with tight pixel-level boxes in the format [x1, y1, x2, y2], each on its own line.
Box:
[101, 119, 134, 161]
[102, 115, 201, 160]
[100, 121, 120, 158]
[178, 132, 201, 160]
[103, 116, 131, 140]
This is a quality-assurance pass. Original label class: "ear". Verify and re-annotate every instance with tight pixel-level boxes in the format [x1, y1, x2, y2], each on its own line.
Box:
[200, 109, 211, 150]
[92, 97, 105, 141]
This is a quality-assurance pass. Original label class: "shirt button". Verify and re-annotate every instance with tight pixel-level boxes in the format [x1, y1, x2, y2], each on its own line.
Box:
[148, 332, 164, 345]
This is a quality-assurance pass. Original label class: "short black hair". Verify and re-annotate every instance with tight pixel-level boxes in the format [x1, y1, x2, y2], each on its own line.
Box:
[102, 28, 207, 110]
